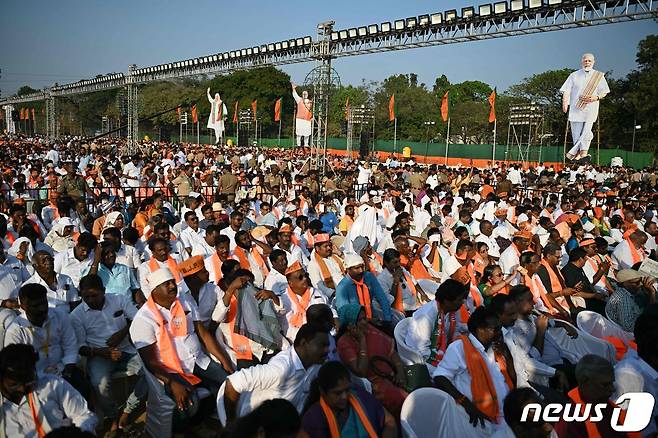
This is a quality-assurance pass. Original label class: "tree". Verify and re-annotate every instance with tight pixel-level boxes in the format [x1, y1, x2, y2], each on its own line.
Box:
[16, 85, 39, 96]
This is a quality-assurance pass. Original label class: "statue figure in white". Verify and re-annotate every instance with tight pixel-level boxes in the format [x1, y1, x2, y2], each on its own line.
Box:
[291, 82, 313, 147]
[207, 87, 228, 145]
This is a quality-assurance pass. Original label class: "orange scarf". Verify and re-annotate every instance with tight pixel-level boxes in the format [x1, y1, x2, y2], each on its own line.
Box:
[540, 259, 563, 294]
[227, 295, 253, 360]
[305, 230, 315, 249]
[320, 394, 377, 438]
[148, 257, 181, 283]
[626, 238, 643, 265]
[428, 302, 456, 366]
[352, 278, 372, 319]
[474, 254, 488, 276]
[459, 263, 484, 322]
[393, 271, 417, 312]
[314, 252, 344, 290]
[28, 392, 46, 438]
[524, 274, 556, 313]
[400, 254, 432, 280]
[286, 287, 312, 328]
[145, 296, 201, 385]
[369, 252, 383, 274]
[494, 351, 515, 391]
[430, 247, 442, 274]
[567, 387, 641, 438]
[460, 335, 499, 423]
[209, 253, 223, 284]
[233, 246, 251, 270]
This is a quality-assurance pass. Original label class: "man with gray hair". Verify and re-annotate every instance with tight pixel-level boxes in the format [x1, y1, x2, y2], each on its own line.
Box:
[560, 53, 610, 162]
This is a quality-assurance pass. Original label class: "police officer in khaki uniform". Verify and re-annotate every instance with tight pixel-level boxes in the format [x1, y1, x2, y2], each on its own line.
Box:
[57, 160, 96, 201]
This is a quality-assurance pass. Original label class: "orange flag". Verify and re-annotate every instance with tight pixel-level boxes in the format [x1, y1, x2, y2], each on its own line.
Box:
[19, 108, 24, 120]
[388, 95, 395, 121]
[251, 100, 257, 121]
[31, 108, 36, 120]
[488, 88, 497, 123]
[232, 101, 239, 124]
[176, 107, 181, 119]
[441, 91, 450, 122]
[191, 104, 198, 124]
[274, 98, 282, 122]
[345, 96, 350, 121]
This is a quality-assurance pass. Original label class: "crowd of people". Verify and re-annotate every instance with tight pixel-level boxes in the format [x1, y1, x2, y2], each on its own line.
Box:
[0, 132, 658, 438]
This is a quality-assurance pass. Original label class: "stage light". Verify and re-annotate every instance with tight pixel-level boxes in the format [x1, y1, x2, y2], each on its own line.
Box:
[268, 43, 275, 51]
[253, 47, 260, 54]
[241, 49, 247, 56]
[406, 17, 417, 28]
[281, 41, 289, 49]
[510, 0, 525, 11]
[494, 1, 508, 13]
[445, 9, 458, 21]
[260, 45, 267, 53]
[330, 31, 339, 41]
[339, 30, 348, 39]
[303, 36, 312, 45]
[246, 48, 253, 55]
[529, 0, 543, 7]
[348, 28, 357, 38]
[394, 19, 405, 31]
[230, 51, 236, 58]
[430, 13, 443, 25]
[358, 26, 367, 37]
[296, 38, 304, 46]
[462, 7, 476, 18]
[368, 24, 378, 34]
[288, 40, 296, 49]
[381, 22, 392, 32]
[547, 0, 562, 5]
[222, 53, 229, 60]
[479, 4, 492, 16]
[275, 42, 282, 50]
[419, 14, 430, 26]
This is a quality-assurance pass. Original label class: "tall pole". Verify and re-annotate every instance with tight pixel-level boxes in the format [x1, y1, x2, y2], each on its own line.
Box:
[492, 119, 497, 162]
[631, 119, 637, 153]
[197, 121, 200, 145]
[444, 117, 451, 166]
[278, 119, 282, 146]
[393, 117, 397, 157]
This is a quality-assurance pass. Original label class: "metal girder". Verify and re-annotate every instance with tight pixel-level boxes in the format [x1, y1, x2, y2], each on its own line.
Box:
[45, 95, 56, 141]
[126, 65, 139, 154]
[0, 0, 654, 106]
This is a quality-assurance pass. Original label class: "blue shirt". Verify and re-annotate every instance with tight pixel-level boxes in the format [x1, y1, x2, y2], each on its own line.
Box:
[335, 272, 393, 321]
[83, 263, 138, 296]
[320, 212, 339, 234]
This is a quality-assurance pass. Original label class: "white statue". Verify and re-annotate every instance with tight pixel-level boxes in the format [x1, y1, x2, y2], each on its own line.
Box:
[207, 87, 228, 145]
[291, 82, 313, 147]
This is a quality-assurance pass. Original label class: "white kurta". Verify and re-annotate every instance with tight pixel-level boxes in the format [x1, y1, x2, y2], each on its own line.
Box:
[207, 92, 228, 134]
[292, 89, 312, 137]
[560, 69, 610, 123]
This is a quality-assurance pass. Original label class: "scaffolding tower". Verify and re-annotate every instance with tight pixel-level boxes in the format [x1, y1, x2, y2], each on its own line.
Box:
[346, 106, 375, 159]
[504, 103, 543, 165]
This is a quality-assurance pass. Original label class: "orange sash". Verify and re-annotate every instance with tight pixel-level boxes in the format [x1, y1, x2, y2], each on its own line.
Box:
[392, 271, 417, 312]
[540, 259, 563, 294]
[494, 351, 515, 391]
[602, 336, 635, 361]
[148, 257, 181, 283]
[320, 394, 377, 438]
[233, 246, 251, 270]
[227, 295, 253, 360]
[369, 252, 383, 274]
[145, 296, 201, 385]
[626, 238, 643, 265]
[567, 387, 641, 438]
[352, 278, 372, 319]
[286, 287, 312, 328]
[525, 274, 556, 313]
[296, 97, 313, 121]
[315, 252, 344, 289]
[27, 392, 46, 438]
[428, 302, 456, 366]
[430, 247, 442, 275]
[209, 253, 223, 284]
[460, 335, 499, 422]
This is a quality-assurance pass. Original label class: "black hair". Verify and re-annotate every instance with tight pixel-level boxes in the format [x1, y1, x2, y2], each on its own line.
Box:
[122, 227, 139, 245]
[269, 249, 287, 264]
[216, 235, 230, 246]
[220, 259, 241, 279]
[509, 284, 532, 302]
[293, 323, 329, 347]
[542, 243, 561, 257]
[568, 247, 587, 263]
[479, 264, 500, 285]
[503, 388, 543, 428]
[435, 279, 468, 303]
[206, 224, 222, 235]
[18, 283, 47, 302]
[467, 306, 499, 334]
[318, 361, 350, 395]
[230, 210, 244, 219]
[382, 248, 400, 264]
[184, 211, 197, 221]
[0, 343, 38, 379]
[102, 227, 122, 241]
[490, 294, 513, 316]
[519, 251, 537, 266]
[76, 232, 98, 250]
[226, 398, 301, 438]
[308, 219, 324, 231]
[148, 236, 168, 251]
[306, 304, 333, 326]
[153, 222, 170, 234]
[79, 274, 104, 292]
[456, 239, 473, 253]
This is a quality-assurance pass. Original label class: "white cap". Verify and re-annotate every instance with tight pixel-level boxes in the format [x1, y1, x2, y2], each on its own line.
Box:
[147, 268, 175, 289]
[344, 252, 365, 269]
[517, 213, 529, 224]
[582, 221, 596, 232]
[372, 196, 382, 204]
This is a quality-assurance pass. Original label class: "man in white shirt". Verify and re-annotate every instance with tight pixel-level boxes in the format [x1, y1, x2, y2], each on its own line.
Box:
[0, 343, 97, 436]
[179, 211, 206, 256]
[475, 220, 500, 260]
[122, 155, 143, 188]
[130, 268, 233, 414]
[102, 227, 142, 269]
[264, 249, 289, 296]
[499, 231, 532, 280]
[222, 323, 330, 423]
[192, 224, 222, 258]
[70, 274, 145, 432]
[307, 233, 344, 300]
[53, 232, 97, 288]
[275, 224, 308, 268]
[24, 250, 79, 313]
[220, 211, 245, 251]
[611, 230, 647, 271]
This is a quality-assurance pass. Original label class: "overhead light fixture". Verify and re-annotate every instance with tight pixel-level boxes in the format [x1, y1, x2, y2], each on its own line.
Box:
[494, 1, 508, 13]
[246, 48, 253, 55]
[430, 13, 443, 25]
[288, 40, 296, 49]
[267, 43, 275, 51]
[479, 4, 493, 16]
[368, 24, 378, 34]
[348, 28, 357, 38]
[406, 17, 417, 28]
[339, 30, 348, 39]
[547, 0, 561, 5]
[510, 0, 525, 11]
[358, 26, 367, 37]
[462, 7, 476, 18]
[419, 14, 430, 26]
[445, 9, 458, 21]
[260, 45, 267, 53]
[275, 42, 282, 50]
[394, 19, 405, 31]
[529, 0, 543, 7]
[381, 22, 392, 32]
[330, 31, 339, 41]
[303, 36, 312, 45]
[223, 53, 229, 60]
[230, 51, 236, 58]
[253, 47, 259, 54]
[296, 38, 304, 46]
[241, 49, 247, 56]
[281, 41, 289, 49]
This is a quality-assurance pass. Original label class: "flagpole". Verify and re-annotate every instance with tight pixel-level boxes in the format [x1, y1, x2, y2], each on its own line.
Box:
[393, 117, 398, 157]
[492, 119, 497, 162]
[278, 119, 282, 146]
[444, 117, 451, 166]
[197, 121, 200, 145]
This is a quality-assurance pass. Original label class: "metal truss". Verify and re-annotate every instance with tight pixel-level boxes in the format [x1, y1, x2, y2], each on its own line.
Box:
[126, 65, 139, 154]
[45, 95, 56, 141]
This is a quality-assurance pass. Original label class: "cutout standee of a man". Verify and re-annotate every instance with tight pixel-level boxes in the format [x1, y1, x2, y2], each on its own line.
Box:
[207, 87, 228, 145]
[291, 82, 313, 148]
[560, 53, 610, 163]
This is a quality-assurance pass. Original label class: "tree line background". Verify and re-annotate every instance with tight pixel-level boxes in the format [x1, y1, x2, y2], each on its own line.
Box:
[13, 34, 657, 154]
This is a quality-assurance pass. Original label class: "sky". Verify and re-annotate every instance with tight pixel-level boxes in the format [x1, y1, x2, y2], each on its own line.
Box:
[0, 0, 656, 97]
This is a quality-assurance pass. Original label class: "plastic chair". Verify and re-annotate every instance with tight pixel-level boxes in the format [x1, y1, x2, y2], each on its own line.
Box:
[394, 317, 425, 366]
[577, 310, 633, 342]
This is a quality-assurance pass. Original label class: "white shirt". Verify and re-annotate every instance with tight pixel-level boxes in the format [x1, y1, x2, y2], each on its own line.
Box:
[23, 272, 78, 313]
[499, 244, 521, 277]
[274, 287, 334, 343]
[614, 352, 658, 437]
[475, 234, 501, 258]
[123, 162, 142, 188]
[0, 375, 97, 437]
[501, 326, 555, 388]
[307, 252, 344, 300]
[265, 269, 288, 296]
[53, 248, 94, 288]
[130, 295, 210, 373]
[275, 244, 309, 268]
[191, 236, 216, 258]
[70, 293, 138, 354]
[181, 282, 220, 324]
[226, 346, 321, 416]
[180, 227, 206, 251]
[377, 267, 418, 311]
[220, 226, 239, 251]
[611, 239, 645, 271]
[116, 243, 141, 269]
[4, 310, 79, 376]
[560, 69, 610, 123]
[433, 333, 509, 424]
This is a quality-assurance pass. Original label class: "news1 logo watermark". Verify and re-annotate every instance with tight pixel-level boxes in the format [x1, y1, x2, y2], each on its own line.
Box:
[521, 392, 655, 432]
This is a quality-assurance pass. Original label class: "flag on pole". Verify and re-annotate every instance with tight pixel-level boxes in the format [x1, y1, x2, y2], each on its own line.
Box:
[345, 96, 350, 121]
[232, 102, 239, 124]
[388, 95, 396, 121]
[31, 108, 35, 120]
[274, 98, 282, 122]
[19, 108, 24, 120]
[176, 107, 181, 120]
[251, 100, 257, 121]
[488, 88, 497, 123]
[440, 91, 450, 122]
[191, 104, 198, 124]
